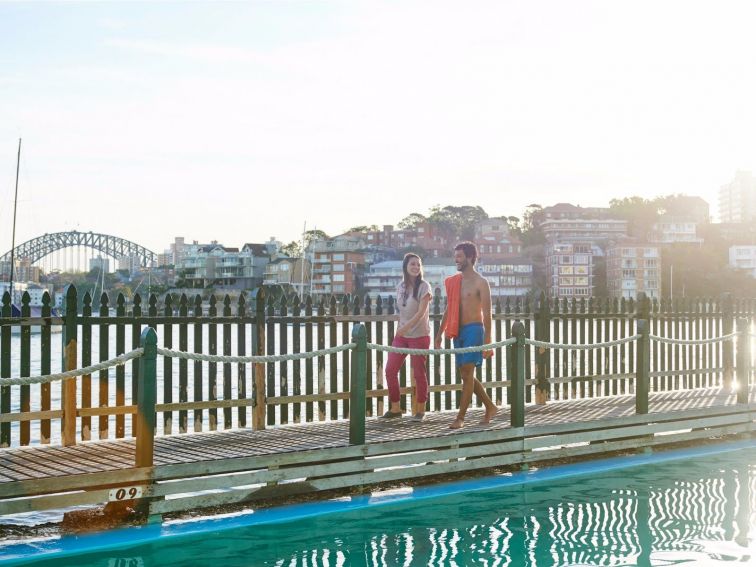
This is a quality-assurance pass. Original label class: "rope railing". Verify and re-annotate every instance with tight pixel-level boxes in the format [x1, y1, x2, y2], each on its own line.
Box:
[525, 335, 640, 350]
[0, 349, 144, 387]
[156, 344, 354, 363]
[649, 333, 737, 346]
[1, 329, 743, 388]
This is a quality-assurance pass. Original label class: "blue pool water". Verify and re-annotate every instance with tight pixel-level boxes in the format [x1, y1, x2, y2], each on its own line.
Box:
[2, 441, 755, 566]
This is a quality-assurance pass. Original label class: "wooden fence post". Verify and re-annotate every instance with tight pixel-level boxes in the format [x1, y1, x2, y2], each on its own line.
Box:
[534, 291, 550, 405]
[635, 319, 650, 415]
[253, 287, 266, 430]
[736, 317, 750, 404]
[350, 323, 367, 445]
[62, 284, 78, 447]
[136, 327, 157, 468]
[510, 321, 526, 428]
[1, 292, 10, 447]
[722, 293, 734, 390]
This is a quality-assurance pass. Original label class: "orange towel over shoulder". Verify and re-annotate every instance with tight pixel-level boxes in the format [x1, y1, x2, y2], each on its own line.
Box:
[443, 273, 463, 339]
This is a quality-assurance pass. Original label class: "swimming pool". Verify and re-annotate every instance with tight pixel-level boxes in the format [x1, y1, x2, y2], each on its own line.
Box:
[3, 440, 754, 566]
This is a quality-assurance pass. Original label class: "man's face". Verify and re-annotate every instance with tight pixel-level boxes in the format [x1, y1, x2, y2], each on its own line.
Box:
[454, 250, 469, 272]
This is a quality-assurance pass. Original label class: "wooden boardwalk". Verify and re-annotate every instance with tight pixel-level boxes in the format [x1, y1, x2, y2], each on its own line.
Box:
[0, 386, 753, 519]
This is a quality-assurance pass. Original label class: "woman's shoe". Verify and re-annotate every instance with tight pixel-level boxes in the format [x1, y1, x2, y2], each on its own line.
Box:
[380, 410, 403, 419]
[409, 413, 425, 422]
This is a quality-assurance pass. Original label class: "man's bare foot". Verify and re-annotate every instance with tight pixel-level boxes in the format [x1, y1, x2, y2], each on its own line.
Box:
[480, 406, 498, 424]
[449, 418, 464, 429]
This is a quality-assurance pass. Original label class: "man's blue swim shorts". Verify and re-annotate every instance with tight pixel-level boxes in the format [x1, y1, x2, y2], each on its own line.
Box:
[453, 322, 484, 367]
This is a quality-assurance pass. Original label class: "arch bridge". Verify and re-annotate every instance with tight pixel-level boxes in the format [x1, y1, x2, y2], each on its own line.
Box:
[0, 231, 157, 269]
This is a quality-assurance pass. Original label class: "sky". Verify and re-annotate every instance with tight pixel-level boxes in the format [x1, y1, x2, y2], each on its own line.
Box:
[1, 0, 756, 257]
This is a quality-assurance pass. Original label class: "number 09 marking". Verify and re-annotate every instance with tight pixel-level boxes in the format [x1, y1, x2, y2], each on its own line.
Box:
[108, 486, 143, 501]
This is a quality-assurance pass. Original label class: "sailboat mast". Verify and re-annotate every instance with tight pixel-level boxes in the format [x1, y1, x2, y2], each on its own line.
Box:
[8, 138, 21, 304]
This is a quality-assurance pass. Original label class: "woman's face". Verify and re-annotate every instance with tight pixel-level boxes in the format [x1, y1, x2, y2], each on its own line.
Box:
[406, 257, 422, 277]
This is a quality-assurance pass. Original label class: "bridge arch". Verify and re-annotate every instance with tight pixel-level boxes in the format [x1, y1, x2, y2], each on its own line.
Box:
[0, 231, 157, 269]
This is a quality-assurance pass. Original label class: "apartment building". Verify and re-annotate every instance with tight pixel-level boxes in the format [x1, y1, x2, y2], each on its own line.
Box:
[262, 257, 311, 294]
[719, 171, 756, 223]
[347, 223, 453, 257]
[648, 217, 702, 245]
[535, 203, 610, 224]
[606, 241, 661, 300]
[363, 260, 457, 300]
[176, 239, 278, 289]
[728, 245, 756, 278]
[474, 219, 523, 261]
[541, 219, 628, 243]
[309, 235, 367, 296]
[478, 260, 534, 297]
[546, 242, 595, 298]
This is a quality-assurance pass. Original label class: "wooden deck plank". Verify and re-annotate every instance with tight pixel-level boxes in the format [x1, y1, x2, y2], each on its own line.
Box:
[0, 386, 751, 491]
[8, 448, 101, 477]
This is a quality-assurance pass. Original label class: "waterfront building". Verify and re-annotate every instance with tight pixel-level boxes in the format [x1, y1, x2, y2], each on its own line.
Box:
[262, 257, 311, 295]
[474, 219, 523, 261]
[175, 239, 279, 289]
[13, 259, 40, 284]
[478, 260, 534, 297]
[346, 223, 453, 258]
[541, 219, 628, 243]
[719, 171, 756, 223]
[546, 242, 596, 299]
[0, 282, 53, 307]
[535, 203, 610, 225]
[118, 254, 142, 274]
[728, 245, 756, 278]
[363, 260, 457, 300]
[309, 235, 367, 296]
[606, 241, 661, 300]
[648, 217, 703, 245]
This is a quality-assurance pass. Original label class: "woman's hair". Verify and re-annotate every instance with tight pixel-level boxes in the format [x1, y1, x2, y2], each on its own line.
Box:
[402, 253, 425, 302]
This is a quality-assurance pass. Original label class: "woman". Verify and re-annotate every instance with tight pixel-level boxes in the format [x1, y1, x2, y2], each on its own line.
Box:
[382, 253, 432, 422]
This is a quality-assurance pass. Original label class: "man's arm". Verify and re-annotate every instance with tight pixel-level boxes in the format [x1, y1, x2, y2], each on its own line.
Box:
[480, 276, 492, 355]
[435, 306, 449, 349]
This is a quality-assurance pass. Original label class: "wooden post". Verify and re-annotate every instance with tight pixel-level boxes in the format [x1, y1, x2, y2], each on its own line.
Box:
[350, 323, 367, 445]
[62, 284, 78, 447]
[136, 327, 157, 468]
[722, 293, 734, 391]
[736, 317, 750, 404]
[253, 287, 266, 430]
[1, 292, 11, 447]
[20, 292, 30, 445]
[510, 321, 526, 428]
[635, 319, 650, 415]
[534, 291, 550, 405]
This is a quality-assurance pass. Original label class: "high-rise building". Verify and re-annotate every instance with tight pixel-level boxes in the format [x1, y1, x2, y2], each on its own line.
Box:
[606, 241, 661, 300]
[89, 256, 110, 273]
[546, 242, 595, 298]
[719, 171, 756, 223]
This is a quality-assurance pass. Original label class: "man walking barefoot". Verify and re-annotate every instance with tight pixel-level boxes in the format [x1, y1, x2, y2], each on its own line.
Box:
[435, 242, 498, 429]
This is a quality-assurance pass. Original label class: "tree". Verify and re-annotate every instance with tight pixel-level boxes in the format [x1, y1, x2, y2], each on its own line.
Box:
[608, 197, 661, 239]
[520, 204, 545, 247]
[506, 216, 521, 236]
[280, 241, 303, 257]
[302, 229, 329, 252]
[427, 205, 489, 241]
[397, 213, 427, 229]
[346, 225, 380, 233]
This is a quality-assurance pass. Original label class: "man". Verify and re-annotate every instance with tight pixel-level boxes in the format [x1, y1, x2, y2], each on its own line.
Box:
[435, 242, 498, 429]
